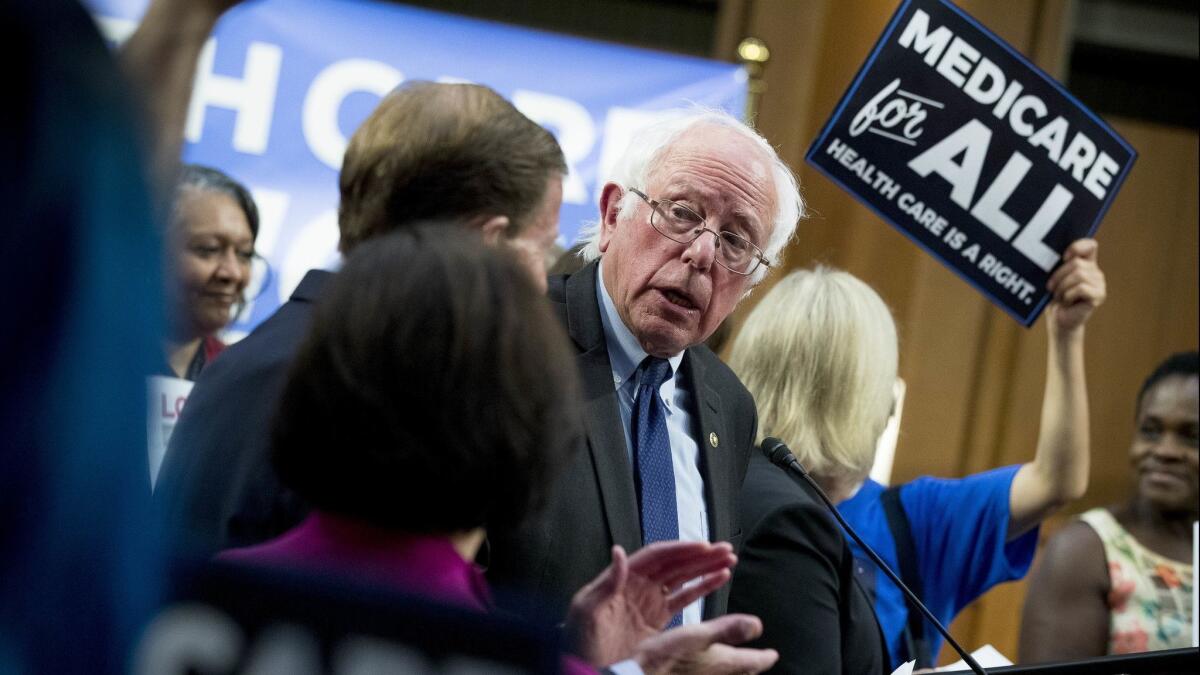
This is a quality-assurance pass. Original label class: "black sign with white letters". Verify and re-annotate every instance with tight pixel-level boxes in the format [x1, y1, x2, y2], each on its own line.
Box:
[806, 0, 1135, 325]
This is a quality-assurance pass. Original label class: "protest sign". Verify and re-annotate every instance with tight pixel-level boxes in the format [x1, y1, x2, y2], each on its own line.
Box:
[87, 0, 747, 337]
[807, 0, 1135, 325]
[147, 375, 194, 488]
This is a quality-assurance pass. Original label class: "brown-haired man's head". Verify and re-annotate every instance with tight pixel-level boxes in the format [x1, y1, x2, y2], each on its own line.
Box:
[337, 81, 566, 290]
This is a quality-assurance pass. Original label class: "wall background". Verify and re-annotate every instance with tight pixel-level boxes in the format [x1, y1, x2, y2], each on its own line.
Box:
[712, 0, 1198, 662]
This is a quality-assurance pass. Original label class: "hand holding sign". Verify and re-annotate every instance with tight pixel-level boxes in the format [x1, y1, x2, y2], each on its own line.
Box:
[1046, 238, 1105, 334]
[806, 0, 1134, 326]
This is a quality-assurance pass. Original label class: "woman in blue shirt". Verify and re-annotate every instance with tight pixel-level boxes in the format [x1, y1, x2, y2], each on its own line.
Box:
[727, 239, 1105, 669]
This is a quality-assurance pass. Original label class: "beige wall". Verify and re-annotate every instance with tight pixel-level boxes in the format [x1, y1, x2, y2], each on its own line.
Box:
[716, 0, 1199, 662]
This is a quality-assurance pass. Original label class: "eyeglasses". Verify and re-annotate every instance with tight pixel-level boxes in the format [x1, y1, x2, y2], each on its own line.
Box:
[629, 188, 770, 276]
[243, 252, 273, 303]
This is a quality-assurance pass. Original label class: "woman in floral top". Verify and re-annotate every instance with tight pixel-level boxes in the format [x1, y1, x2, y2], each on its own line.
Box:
[1019, 352, 1197, 661]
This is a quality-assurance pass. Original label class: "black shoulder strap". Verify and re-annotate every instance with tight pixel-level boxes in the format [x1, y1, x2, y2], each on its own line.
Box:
[881, 485, 933, 668]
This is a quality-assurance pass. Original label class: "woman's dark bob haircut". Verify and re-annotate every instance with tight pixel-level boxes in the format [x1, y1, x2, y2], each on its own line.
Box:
[271, 225, 580, 533]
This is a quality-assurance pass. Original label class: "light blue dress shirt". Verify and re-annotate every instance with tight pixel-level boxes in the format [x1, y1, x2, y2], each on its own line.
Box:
[595, 261, 709, 626]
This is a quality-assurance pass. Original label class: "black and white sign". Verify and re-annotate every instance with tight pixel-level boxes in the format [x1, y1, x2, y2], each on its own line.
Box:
[806, 0, 1135, 325]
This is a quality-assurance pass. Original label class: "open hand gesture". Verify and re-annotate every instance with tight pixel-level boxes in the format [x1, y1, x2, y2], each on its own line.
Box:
[565, 541, 736, 667]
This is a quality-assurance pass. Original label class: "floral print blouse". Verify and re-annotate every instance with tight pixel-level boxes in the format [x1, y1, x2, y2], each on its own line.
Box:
[1080, 508, 1194, 654]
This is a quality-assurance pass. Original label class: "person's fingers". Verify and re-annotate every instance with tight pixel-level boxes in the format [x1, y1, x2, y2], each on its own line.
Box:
[1053, 260, 1104, 298]
[1061, 238, 1097, 264]
[1062, 283, 1103, 307]
[671, 614, 763, 652]
[1069, 238, 1099, 261]
[1046, 262, 1074, 293]
[704, 644, 780, 674]
[665, 570, 731, 614]
[1050, 268, 1089, 298]
[629, 541, 732, 580]
[709, 613, 763, 646]
[1049, 240, 1101, 291]
[1056, 267, 1105, 302]
[633, 615, 769, 675]
[657, 550, 737, 588]
[581, 545, 626, 603]
[1092, 277, 1107, 305]
[627, 541, 711, 576]
[1047, 259, 1081, 292]
[610, 545, 629, 593]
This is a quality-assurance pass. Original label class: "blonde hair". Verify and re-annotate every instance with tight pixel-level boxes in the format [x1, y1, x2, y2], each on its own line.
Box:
[728, 266, 898, 490]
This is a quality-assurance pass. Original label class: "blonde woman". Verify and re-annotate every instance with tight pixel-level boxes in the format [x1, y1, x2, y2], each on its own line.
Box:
[726, 239, 1104, 671]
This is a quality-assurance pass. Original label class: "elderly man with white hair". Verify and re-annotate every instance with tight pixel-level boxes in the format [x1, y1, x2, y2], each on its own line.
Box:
[487, 109, 803, 631]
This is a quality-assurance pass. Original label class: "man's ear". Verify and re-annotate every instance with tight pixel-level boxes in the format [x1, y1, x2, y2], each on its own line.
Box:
[477, 215, 511, 245]
[597, 183, 625, 253]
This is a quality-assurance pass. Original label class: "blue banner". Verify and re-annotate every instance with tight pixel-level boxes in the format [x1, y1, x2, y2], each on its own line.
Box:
[87, 0, 747, 334]
[806, 0, 1135, 326]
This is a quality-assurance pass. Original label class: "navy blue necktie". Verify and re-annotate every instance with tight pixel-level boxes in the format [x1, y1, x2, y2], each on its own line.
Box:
[632, 356, 682, 628]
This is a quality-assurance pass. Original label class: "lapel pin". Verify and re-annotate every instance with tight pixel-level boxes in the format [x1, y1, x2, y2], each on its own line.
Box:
[709, 432, 719, 448]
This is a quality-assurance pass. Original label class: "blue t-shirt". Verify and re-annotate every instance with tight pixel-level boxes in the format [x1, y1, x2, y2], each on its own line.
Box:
[836, 465, 1038, 667]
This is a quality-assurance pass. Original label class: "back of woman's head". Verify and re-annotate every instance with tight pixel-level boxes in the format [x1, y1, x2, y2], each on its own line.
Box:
[271, 225, 581, 533]
[729, 266, 898, 488]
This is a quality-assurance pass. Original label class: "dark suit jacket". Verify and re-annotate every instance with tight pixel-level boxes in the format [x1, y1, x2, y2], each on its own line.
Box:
[487, 262, 757, 622]
[728, 450, 888, 675]
[153, 269, 332, 556]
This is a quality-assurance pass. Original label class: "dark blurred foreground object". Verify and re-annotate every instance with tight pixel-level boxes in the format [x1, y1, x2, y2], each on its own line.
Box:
[136, 559, 561, 674]
[0, 0, 166, 672]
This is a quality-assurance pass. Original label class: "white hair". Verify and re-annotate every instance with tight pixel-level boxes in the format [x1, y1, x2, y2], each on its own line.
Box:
[728, 266, 899, 492]
[576, 108, 804, 283]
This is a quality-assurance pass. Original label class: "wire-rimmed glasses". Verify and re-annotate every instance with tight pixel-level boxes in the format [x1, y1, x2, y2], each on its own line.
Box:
[629, 188, 770, 276]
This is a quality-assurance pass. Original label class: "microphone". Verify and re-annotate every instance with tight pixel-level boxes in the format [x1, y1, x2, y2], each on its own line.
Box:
[760, 437, 988, 675]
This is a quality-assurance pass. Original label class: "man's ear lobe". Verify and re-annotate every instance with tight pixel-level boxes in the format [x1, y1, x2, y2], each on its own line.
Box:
[477, 215, 511, 244]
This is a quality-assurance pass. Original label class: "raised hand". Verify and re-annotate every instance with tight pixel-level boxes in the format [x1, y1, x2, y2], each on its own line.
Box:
[1046, 238, 1105, 334]
[565, 541, 736, 667]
